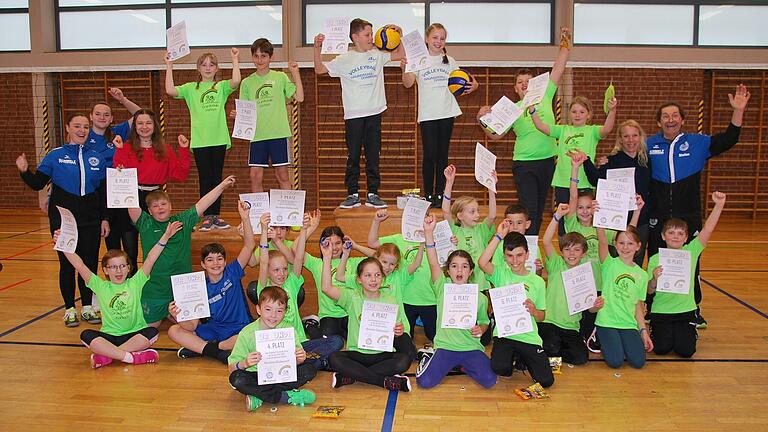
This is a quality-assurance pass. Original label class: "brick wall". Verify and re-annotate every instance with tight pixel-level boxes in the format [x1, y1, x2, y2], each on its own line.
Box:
[1, 73, 38, 208]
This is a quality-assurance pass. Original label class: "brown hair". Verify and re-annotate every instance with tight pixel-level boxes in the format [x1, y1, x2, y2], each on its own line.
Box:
[356, 257, 385, 277]
[503, 232, 527, 253]
[578, 189, 596, 200]
[569, 96, 593, 124]
[561, 232, 588, 253]
[129, 109, 167, 162]
[250, 38, 274, 56]
[200, 243, 226, 261]
[375, 243, 401, 269]
[349, 18, 372, 41]
[65, 112, 90, 143]
[101, 249, 132, 270]
[443, 250, 475, 276]
[504, 203, 530, 220]
[425, 23, 449, 64]
[258, 286, 289, 307]
[611, 119, 648, 167]
[617, 225, 642, 243]
[450, 196, 478, 226]
[656, 102, 686, 121]
[145, 190, 171, 207]
[662, 218, 689, 236]
[195, 52, 220, 90]
[90, 103, 114, 143]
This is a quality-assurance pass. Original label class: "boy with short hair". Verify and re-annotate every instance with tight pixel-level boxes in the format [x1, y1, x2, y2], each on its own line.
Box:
[128, 175, 236, 327]
[313, 18, 405, 209]
[167, 200, 255, 364]
[239, 38, 304, 193]
[646, 192, 726, 358]
[492, 203, 543, 275]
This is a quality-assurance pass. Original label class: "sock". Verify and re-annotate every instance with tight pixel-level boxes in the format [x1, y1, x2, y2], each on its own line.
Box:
[279, 391, 290, 404]
[122, 352, 134, 363]
[202, 342, 222, 359]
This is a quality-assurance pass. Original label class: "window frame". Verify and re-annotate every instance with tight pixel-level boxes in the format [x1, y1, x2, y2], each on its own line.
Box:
[0, 1, 31, 52]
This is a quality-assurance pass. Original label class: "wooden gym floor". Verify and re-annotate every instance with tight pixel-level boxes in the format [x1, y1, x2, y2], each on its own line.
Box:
[0, 208, 767, 431]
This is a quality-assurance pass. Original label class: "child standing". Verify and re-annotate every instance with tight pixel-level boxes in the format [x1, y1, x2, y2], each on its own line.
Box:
[168, 200, 255, 364]
[239, 38, 304, 193]
[57, 221, 182, 368]
[314, 19, 405, 209]
[647, 192, 726, 358]
[228, 286, 317, 411]
[401, 23, 478, 207]
[165, 48, 241, 231]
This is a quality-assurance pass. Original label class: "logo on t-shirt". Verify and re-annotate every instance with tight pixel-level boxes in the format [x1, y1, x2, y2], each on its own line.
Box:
[613, 273, 636, 301]
[563, 133, 585, 152]
[679, 141, 689, 152]
[88, 157, 100, 167]
[255, 83, 274, 100]
[199, 86, 220, 112]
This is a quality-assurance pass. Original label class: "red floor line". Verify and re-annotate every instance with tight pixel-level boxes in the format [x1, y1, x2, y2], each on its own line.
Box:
[0, 241, 53, 260]
[0, 278, 32, 292]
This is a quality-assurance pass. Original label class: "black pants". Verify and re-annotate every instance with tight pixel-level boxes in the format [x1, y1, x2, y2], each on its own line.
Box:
[329, 349, 411, 388]
[104, 208, 138, 276]
[649, 215, 703, 305]
[192, 145, 227, 216]
[320, 316, 349, 340]
[393, 332, 417, 362]
[404, 304, 438, 342]
[511, 157, 555, 236]
[56, 224, 100, 309]
[420, 117, 454, 198]
[344, 114, 381, 195]
[650, 311, 697, 358]
[538, 322, 588, 365]
[81, 327, 158, 346]
[490, 337, 554, 388]
[229, 363, 317, 404]
[579, 308, 598, 341]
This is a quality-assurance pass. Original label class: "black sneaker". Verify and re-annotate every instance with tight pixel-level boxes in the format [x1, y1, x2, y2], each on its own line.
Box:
[365, 193, 387, 209]
[383, 375, 411, 392]
[331, 372, 356, 388]
[177, 347, 202, 359]
[340, 194, 361, 209]
[416, 347, 435, 377]
[695, 313, 708, 329]
[431, 194, 442, 209]
[585, 328, 601, 353]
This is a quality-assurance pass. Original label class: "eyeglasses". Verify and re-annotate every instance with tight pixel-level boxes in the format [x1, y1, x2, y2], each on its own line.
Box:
[106, 264, 129, 271]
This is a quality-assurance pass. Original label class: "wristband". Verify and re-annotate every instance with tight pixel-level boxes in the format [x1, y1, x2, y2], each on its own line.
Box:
[639, 328, 647, 334]
[425, 243, 436, 249]
[553, 214, 561, 223]
[443, 195, 451, 201]
[570, 177, 580, 184]
[235, 361, 242, 370]
[494, 233, 503, 242]
[259, 244, 269, 249]
[157, 241, 167, 248]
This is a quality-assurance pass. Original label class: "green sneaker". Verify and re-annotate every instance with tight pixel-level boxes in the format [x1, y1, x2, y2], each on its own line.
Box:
[286, 389, 316, 407]
[63, 307, 79, 327]
[80, 305, 101, 324]
[246, 395, 263, 412]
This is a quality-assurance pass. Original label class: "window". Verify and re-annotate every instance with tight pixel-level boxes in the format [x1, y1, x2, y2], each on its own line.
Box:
[574, 3, 694, 46]
[699, 5, 768, 47]
[304, 2, 424, 45]
[0, 0, 30, 51]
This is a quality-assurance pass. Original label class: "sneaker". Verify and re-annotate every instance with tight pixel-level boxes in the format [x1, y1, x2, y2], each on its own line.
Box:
[416, 348, 435, 377]
[331, 372, 356, 388]
[63, 307, 79, 327]
[286, 389, 316, 407]
[212, 216, 230, 230]
[131, 349, 159, 365]
[365, 193, 387, 209]
[585, 328, 601, 353]
[339, 194, 361, 209]
[216, 350, 231, 365]
[431, 194, 442, 209]
[246, 395, 263, 412]
[301, 315, 320, 326]
[80, 305, 101, 325]
[177, 347, 201, 359]
[383, 375, 411, 392]
[199, 216, 213, 232]
[90, 354, 113, 369]
[695, 313, 708, 330]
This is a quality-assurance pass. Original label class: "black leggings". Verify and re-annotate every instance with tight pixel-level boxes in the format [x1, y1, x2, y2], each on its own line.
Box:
[404, 304, 437, 342]
[320, 316, 349, 340]
[650, 311, 697, 358]
[511, 157, 555, 236]
[56, 224, 101, 309]
[329, 349, 411, 388]
[344, 114, 382, 195]
[420, 117, 454, 198]
[490, 337, 554, 388]
[538, 322, 588, 365]
[229, 363, 317, 404]
[104, 208, 138, 276]
[193, 145, 227, 216]
[81, 327, 159, 346]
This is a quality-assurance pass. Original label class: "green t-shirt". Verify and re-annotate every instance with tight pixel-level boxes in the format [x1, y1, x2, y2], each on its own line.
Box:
[449, 221, 493, 290]
[647, 238, 704, 315]
[492, 240, 542, 273]
[543, 255, 599, 331]
[343, 273, 412, 336]
[228, 318, 300, 372]
[564, 213, 616, 273]
[486, 266, 546, 346]
[86, 270, 149, 336]
[337, 288, 406, 355]
[432, 276, 489, 352]
[303, 253, 364, 319]
[175, 80, 236, 149]
[509, 80, 559, 161]
[595, 256, 648, 330]
[135, 207, 199, 302]
[257, 273, 307, 343]
[379, 234, 435, 306]
[549, 124, 602, 188]
[239, 70, 296, 142]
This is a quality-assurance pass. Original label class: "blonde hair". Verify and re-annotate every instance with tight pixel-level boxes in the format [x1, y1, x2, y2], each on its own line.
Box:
[451, 196, 478, 226]
[569, 96, 593, 125]
[375, 243, 401, 270]
[195, 52, 220, 90]
[611, 120, 648, 167]
[425, 23, 449, 64]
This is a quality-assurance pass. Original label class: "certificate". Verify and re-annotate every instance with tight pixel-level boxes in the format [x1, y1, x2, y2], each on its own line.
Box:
[54, 206, 78, 253]
[321, 17, 350, 55]
[255, 327, 297, 385]
[106, 168, 139, 209]
[441, 284, 478, 330]
[593, 179, 631, 231]
[433, 220, 456, 266]
[232, 99, 257, 141]
[525, 235, 539, 273]
[166, 21, 190, 62]
[489, 284, 533, 337]
[358, 301, 398, 352]
[561, 262, 598, 315]
[520, 72, 550, 108]
[171, 271, 211, 322]
[401, 197, 431, 242]
[402, 30, 430, 73]
[474, 142, 497, 192]
[239, 192, 269, 234]
[607, 167, 637, 211]
[480, 96, 523, 136]
[656, 248, 692, 295]
[269, 189, 306, 227]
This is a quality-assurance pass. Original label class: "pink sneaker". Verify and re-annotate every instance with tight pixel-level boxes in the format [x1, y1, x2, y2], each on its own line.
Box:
[90, 354, 113, 369]
[131, 349, 159, 365]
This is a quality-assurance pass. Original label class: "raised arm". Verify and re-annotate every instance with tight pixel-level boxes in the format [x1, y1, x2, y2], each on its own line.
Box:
[568, 151, 587, 216]
[599, 98, 618, 138]
[477, 106, 507, 141]
[401, 58, 416, 88]
[236, 200, 256, 268]
[484, 170, 498, 228]
[479, 219, 509, 276]
[168, 136, 191, 182]
[385, 25, 405, 62]
[141, 221, 183, 275]
[406, 244, 424, 275]
[352, 237, 376, 257]
[291, 214, 310, 276]
[257, 212, 271, 287]
[313, 34, 329, 75]
[288, 61, 305, 103]
[108, 87, 141, 118]
[549, 27, 572, 86]
[335, 237, 352, 284]
[698, 192, 726, 247]
[543, 204, 569, 259]
[423, 215, 442, 283]
[229, 47, 242, 89]
[320, 239, 342, 301]
[629, 195, 644, 228]
[17, 153, 51, 191]
[195, 175, 235, 217]
[529, 107, 551, 136]
[711, 84, 750, 156]
[596, 227, 609, 263]
[56, 231, 95, 282]
[442, 164, 456, 224]
[164, 53, 179, 97]
[367, 209, 388, 248]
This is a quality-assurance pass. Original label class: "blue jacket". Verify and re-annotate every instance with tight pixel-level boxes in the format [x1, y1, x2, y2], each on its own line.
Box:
[86, 120, 131, 168]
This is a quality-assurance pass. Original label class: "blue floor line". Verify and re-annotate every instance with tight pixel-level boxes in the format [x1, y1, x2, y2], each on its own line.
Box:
[381, 389, 399, 432]
[0, 297, 80, 338]
[701, 278, 768, 320]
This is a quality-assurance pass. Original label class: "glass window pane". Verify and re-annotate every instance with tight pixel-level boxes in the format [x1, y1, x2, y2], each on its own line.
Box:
[172, 6, 282, 46]
[574, 3, 694, 45]
[59, 9, 165, 49]
[0, 13, 30, 50]
[172, 0, 273, 3]
[430, 2, 550, 43]
[59, 0, 163, 6]
[0, 1, 28, 8]
[699, 5, 768, 47]
[305, 3, 424, 44]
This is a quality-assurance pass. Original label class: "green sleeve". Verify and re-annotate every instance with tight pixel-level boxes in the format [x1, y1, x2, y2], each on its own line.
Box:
[646, 254, 659, 279]
[591, 124, 602, 140]
[476, 294, 490, 326]
[282, 72, 297, 99]
[174, 82, 191, 101]
[533, 277, 546, 310]
[543, 80, 557, 102]
[549, 124, 564, 139]
[181, 206, 201, 226]
[85, 273, 107, 296]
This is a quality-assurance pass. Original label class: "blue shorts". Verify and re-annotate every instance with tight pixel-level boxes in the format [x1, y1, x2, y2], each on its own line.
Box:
[248, 137, 290, 167]
[195, 321, 248, 342]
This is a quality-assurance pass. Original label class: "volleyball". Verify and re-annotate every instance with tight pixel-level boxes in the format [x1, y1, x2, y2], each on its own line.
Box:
[448, 69, 473, 96]
[374, 26, 401, 51]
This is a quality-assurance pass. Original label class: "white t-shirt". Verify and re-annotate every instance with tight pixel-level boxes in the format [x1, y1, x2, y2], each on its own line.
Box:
[415, 55, 462, 123]
[325, 49, 391, 120]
